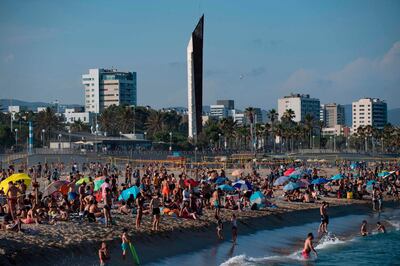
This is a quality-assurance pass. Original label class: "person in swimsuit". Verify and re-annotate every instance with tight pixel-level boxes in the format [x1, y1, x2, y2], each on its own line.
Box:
[121, 228, 130, 260]
[136, 192, 144, 229]
[318, 201, 329, 234]
[361, 220, 368, 236]
[150, 193, 161, 231]
[216, 218, 224, 240]
[231, 214, 238, 244]
[376, 221, 386, 233]
[302, 233, 317, 259]
[161, 178, 170, 203]
[98, 242, 110, 266]
[212, 188, 221, 218]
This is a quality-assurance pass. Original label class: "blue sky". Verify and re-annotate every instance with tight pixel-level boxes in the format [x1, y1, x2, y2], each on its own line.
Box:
[0, 0, 399, 109]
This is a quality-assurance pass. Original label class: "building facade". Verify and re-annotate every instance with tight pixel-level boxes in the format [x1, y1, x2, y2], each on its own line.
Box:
[82, 68, 137, 113]
[277, 93, 320, 122]
[187, 15, 204, 140]
[64, 107, 93, 124]
[320, 103, 345, 128]
[352, 98, 387, 132]
[210, 105, 229, 119]
[216, 100, 234, 110]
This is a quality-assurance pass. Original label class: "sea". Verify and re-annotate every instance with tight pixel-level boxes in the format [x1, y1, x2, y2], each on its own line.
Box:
[148, 207, 400, 266]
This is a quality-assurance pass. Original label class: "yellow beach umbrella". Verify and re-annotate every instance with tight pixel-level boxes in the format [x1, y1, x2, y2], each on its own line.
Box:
[0, 173, 31, 193]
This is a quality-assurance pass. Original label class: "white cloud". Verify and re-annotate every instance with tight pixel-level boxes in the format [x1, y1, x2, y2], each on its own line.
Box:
[280, 41, 400, 107]
[3, 53, 14, 63]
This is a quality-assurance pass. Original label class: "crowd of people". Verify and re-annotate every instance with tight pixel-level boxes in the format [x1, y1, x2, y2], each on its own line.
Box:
[0, 158, 399, 263]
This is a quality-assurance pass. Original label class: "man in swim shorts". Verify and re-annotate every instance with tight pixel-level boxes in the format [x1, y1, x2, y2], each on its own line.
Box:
[302, 233, 317, 259]
[318, 201, 329, 234]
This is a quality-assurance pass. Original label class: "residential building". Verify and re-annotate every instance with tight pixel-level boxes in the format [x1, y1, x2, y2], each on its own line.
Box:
[352, 98, 387, 132]
[64, 107, 93, 124]
[82, 68, 137, 113]
[210, 105, 228, 119]
[37, 107, 47, 113]
[216, 100, 234, 110]
[278, 93, 320, 122]
[320, 103, 345, 127]
[187, 15, 204, 140]
[232, 111, 245, 126]
[321, 125, 351, 137]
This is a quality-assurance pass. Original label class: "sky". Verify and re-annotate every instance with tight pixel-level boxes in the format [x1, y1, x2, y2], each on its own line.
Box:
[0, 0, 400, 110]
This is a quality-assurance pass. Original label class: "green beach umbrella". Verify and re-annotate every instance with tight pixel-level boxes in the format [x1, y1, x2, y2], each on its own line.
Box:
[94, 179, 105, 191]
[76, 176, 90, 185]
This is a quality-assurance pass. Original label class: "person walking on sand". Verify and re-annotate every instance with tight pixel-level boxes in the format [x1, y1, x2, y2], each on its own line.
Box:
[6, 181, 19, 220]
[150, 193, 161, 231]
[231, 214, 238, 244]
[212, 188, 221, 218]
[302, 233, 317, 260]
[98, 242, 110, 266]
[121, 228, 130, 260]
[318, 201, 329, 234]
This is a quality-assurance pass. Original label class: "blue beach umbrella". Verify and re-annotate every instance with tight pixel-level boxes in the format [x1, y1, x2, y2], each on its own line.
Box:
[215, 177, 228, 185]
[367, 180, 377, 186]
[378, 171, 390, 177]
[218, 184, 235, 191]
[330, 174, 344, 180]
[311, 177, 328, 185]
[350, 163, 357, 170]
[233, 181, 253, 191]
[274, 176, 290, 186]
[250, 191, 265, 204]
[283, 182, 300, 191]
[118, 186, 140, 201]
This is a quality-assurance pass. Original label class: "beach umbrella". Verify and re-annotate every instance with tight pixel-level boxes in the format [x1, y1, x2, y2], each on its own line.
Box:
[76, 176, 90, 185]
[350, 163, 357, 170]
[0, 173, 31, 193]
[232, 169, 243, 177]
[311, 178, 328, 185]
[184, 178, 200, 187]
[118, 186, 140, 201]
[94, 179, 105, 192]
[296, 179, 309, 188]
[377, 171, 390, 177]
[215, 177, 228, 185]
[250, 191, 265, 205]
[218, 184, 235, 192]
[273, 176, 290, 186]
[233, 181, 253, 191]
[367, 180, 377, 186]
[284, 168, 295, 176]
[330, 174, 344, 181]
[283, 182, 300, 191]
[44, 180, 70, 197]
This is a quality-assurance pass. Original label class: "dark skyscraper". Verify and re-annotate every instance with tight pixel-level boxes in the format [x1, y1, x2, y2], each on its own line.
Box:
[187, 15, 204, 140]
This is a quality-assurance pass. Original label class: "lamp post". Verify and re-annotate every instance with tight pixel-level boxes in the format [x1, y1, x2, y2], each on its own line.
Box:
[365, 136, 368, 153]
[381, 137, 384, 153]
[218, 133, 222, 150]
[14, 128, 18, 148]
[330, 136, 333, 151]
[58, 133, 62, 150]
[41, 129, 45, 147]
[333, 135, 336, 152]
[312, 135, 315, 150]
[169, 132, 172, 152]
[144, 131, 147, 140]
[68, 129, 71, 149]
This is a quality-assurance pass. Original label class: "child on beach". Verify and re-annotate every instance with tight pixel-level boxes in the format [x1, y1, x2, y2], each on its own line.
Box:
[121, 228, 130, 260]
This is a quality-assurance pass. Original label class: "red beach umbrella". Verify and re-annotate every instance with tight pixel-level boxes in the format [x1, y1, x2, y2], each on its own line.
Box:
[184, 178, 200, 187]
[284, 168, 295, 176]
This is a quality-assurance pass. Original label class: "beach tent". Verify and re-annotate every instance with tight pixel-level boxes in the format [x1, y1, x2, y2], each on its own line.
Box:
[76, 177, 90, 185]
[283, 182, 300, 191]
[284, 168, 295, 176]
[297, 179, 310, 188]
[250, 191, 265, 205]
[43, 180, 70, 197]
[218, 184, 235, 192]
[273, 176, 290, 186]
[330, 174, 344, 181]
[311, 178, 328, 185]
[232, 180, 253, 191]
[0, 173, 31, 193]
[184, 178, 200, 187]
[118, 186, 140, 201]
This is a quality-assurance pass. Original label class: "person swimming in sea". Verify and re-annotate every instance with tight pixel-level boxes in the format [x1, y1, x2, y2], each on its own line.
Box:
[376, 222, 386, 233]
[361, 220, 368, 236]
[302, 233, 317, 259]
[121, 228, 130, 260]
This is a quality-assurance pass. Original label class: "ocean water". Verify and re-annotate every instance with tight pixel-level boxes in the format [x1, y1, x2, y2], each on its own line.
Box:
[149, 208, 400, 266]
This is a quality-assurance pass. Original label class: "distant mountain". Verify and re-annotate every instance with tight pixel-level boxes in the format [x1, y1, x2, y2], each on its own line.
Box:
[0, 99, 82, 112]
[388, 108, 400, 126]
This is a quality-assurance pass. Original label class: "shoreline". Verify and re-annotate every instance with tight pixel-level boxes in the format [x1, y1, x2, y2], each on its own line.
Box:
[2, 199, 397, 266]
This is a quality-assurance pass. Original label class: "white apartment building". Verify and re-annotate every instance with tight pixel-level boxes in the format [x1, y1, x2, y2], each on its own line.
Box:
[278, 93, 320, 122]
[210, 105, 229, 119]
[64, 108, 93, 124]
[352, 98, 387, 132]
[82, 68, 137, 113]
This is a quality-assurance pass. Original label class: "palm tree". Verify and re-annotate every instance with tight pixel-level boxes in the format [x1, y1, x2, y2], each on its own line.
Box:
[245, 107, 255, 151]
[70, 120, 90, 133]
[219, 117, 237, 150]
[34, 107, 62, 142]
[145, 110, 164, 136]
[118, 106, 135, 133]
[99, 105, 119, 135]
[281, 109, 295, 124]
[304, 113, 315, 148]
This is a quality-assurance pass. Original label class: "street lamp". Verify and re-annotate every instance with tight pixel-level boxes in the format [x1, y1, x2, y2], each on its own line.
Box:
[381, 137, 384, 153]
[330, 136, 333, 151]
[58, 133, 62, 149]
[68, 129, 71, 149]
[218, 133, 222, 150]
[169, 132, 173, 152]
[14, 128, 18, 147]
[365, 136, 368, 152]
[144, 131, 147, 140]
[41, 129, 45, 147]
[312, 135, 315, 149]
